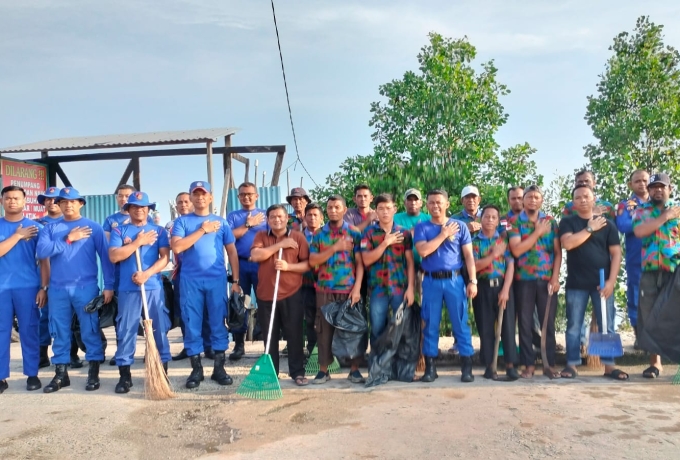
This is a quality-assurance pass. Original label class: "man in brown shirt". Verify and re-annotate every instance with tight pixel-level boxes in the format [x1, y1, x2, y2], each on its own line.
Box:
[251, 204, 310, 386]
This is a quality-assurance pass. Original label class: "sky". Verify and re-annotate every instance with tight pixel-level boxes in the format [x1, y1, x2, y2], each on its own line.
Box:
[2, 0, 680, 217]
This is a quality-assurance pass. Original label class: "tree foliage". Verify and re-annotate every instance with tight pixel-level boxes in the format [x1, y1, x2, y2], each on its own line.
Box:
[313, 32, 541, 210]
[585, 16, 680, 202]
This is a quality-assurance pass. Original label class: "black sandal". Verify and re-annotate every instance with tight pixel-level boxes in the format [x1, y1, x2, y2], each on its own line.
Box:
[560, 366, 578, 379]
[642, 366, 660, 379]
[294, 376, 309, 386]
[604, 369, 629, 381]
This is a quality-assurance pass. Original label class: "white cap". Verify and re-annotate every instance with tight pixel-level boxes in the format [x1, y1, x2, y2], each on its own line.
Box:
[461, 185, 480, 198]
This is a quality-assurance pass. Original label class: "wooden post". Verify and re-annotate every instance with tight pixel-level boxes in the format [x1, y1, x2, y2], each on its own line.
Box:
[131, 157, 141, 191]
[286, 169, 290, 195]
[244, 158, 250, 183]
[116, 159, 135, 192]
[254, 160, 259, 188]
[206, 140, 214, 213]
[300, 177, 303, 187]
[41, 150, 57, 187]
[271, 151, 284, 186]
[262, 171, 267, 187]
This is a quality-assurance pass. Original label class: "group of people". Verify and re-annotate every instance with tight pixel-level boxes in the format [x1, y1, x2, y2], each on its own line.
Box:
[0, 167, 675, 394]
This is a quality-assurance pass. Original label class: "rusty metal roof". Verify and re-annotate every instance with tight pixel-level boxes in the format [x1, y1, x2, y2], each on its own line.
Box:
[0, 127, 239, 153]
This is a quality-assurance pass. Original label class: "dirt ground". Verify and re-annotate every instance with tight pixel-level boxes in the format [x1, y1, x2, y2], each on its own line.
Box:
[2, 329, 680, 460]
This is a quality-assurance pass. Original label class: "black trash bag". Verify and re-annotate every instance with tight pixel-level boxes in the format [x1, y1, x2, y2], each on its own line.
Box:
[227, 293, 247, 331]
[391, 302, 421, 382]
[163, 275, 181, 330]
[639, 269, 680, 363]
[83, 294, 118, 329]
[322, 298, 368, 359]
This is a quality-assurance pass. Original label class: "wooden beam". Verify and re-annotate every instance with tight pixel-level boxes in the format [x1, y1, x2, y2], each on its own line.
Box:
[116, 159, 135, 192]
[26, 145, 286, 164]
[41, 150, 57, 187]
[244, 158, 250, 183]
[53, 164, 72, 187]
[206, 140, 214, 214]
[231, 153, 249, 165]
[131, 157, 141, 191]
[271, 151, 285, 186]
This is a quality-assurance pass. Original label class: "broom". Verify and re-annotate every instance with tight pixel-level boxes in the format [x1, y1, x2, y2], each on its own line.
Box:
[236, 248, 284, 400]
[586, 310, 601, 369]
[135, 249, 174, 400]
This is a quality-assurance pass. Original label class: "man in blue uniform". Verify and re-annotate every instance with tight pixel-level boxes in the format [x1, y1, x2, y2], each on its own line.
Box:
[109, 192, 171, 393]
[226, 182, 267, 361]
[414, 189, 478, 383]
[0, 186, 49, 393]
[102, 184, 138, 365]
[171, 181, 241, 389]
[615, 169, 649, 348]
[37, 187, 114, 393]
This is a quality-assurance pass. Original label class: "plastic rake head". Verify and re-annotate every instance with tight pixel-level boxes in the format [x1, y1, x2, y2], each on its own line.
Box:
[236, 355, 282, 400]
[672, 366, 680, 385]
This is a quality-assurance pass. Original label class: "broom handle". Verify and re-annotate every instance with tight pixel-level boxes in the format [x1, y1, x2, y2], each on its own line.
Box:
[599, 268, 607, 334]
[264, 248, 283, 355]
[135, 249, 150, 321]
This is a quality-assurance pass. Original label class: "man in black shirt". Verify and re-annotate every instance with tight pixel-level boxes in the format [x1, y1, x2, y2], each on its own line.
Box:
[558, 184, 627, 380]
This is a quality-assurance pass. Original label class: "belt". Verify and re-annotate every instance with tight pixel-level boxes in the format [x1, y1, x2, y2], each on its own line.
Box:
[423, 270, 460, 279]
[238, 257, 251, 262]
[480, 278, 502, 288]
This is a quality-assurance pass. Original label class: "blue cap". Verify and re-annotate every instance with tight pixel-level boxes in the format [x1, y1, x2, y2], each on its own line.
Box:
[123, 191, 156, 211]
[37, 186, 61, 205]
[190, 181, 211, 193]
[55, 187, 87, 204]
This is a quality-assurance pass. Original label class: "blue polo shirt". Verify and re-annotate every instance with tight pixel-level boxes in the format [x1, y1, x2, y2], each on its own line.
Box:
[171, 213, 235, 279]
[616, 194, 648, 285]
[109, 223, 170, 291]
[414, 218, 471, 272]
[0, 217, 42, 289]
[226, 208, 268, 259]
[35, 215, 63, 225]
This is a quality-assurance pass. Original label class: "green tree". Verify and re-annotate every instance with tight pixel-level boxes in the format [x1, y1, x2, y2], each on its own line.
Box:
[584, 16, 680, 202]
[313, 32, 541, 210]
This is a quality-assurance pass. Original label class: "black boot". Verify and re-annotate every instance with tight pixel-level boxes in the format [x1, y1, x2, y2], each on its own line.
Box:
[85, 361, 101, 391]
[461, 356, 474, 383]
[229, 334, 245, 361]
[172, 348, 188, 361]
[211, 351, 233, 386]
[39, 345, 51, 368]
[26, 376, 42, 391]
[204, 347, 216, 360]
[421, 357, 437, 383]
[186, 355, 204, 389]
[0, 379, 8, 393]
[44, 365, 70, 393]
[115, 365, 133, 394]
[70, 341, 83, 369]
[163, 362, 168, 374]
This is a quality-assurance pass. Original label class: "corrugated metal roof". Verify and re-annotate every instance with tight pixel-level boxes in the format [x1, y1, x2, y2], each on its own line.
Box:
[0, 127, 239, 153]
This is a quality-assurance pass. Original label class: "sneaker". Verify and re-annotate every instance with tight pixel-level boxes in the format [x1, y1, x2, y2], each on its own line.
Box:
[312, 371, 330, 385]
[347, 370, 365, 384]
[448, 343, 459, 355]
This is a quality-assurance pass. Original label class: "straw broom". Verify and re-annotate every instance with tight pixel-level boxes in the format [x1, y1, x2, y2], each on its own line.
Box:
[135, 249, 175, 400]
[586, 310, 601, 369]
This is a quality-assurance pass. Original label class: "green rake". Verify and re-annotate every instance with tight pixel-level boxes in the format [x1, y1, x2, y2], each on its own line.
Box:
[236, 249, 284, 400]
[304, 345, 341, 375]
[672, 366, 680, 385]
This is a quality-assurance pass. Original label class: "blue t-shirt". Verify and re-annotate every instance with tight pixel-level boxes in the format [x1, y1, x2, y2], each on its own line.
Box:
[35, 215, 63, 226]
[109, 223, 170, 291]
[414, 218, 472, 272]
[103, 211, 132, 233]
[226, 208, 268, 258]
[171, 213, 235, 279]
[36, 216, 115, 290]
[0, 217, 43, 289]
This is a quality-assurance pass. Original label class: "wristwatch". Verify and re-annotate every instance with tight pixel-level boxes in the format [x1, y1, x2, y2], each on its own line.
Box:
[469, 279, 478, 285]
[586, 226, 593, 234]
[245, 222, 251, 229]
[41, 286, 49, 292]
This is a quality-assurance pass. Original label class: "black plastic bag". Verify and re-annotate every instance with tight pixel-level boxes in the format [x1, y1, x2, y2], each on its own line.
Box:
[365, 302, 421, 387]
[639, 269, 680, 363]
[322, 298, 368, 359]
[227, 293, 247, 331]
[163, 275, 181, 330]
[83, 294, 118, 329]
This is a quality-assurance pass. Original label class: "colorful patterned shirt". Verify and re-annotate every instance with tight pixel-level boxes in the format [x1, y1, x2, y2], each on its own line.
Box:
[562, 199, 616, 220]
[360, 223, 412, 296]
[632, 201, 680, 273]
[288, 214, 305, 232]
[310, 221, 361, 294]
[302, 227, 319, 288]
[472, 231, 511, 280]
[507, 211, 558, 281]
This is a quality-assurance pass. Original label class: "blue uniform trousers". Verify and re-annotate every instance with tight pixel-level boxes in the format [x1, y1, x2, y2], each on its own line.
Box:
[180, 275, 229, 356]
[49, 285, 103, 364]
[39, 303, 51, 346]
[115, 289, 171, 366]
[627, 281, 639, 328]
[0, 288, 40, 380]
[174, 274, 211, 348]
[421, 275, 474, 357]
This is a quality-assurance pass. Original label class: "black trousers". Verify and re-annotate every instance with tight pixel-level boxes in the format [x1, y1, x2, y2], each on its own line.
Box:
[257, 289, 304, 379]
[301, 286, 317, 353]
[472, 279, 518, 368]
[515, 279, 557, 367]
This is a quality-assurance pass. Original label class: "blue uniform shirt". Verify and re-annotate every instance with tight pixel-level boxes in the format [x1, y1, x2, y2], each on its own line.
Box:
[414, 218, 472, 272]
[171, 213, 235, 279]
[36, 217, 115, 290]
[35, 215, 63, 225]
[616, 195, 648, 284]
[0, 217, 42, 289]
[226, 208, 268, 258]
[109, 223, 170, 291]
